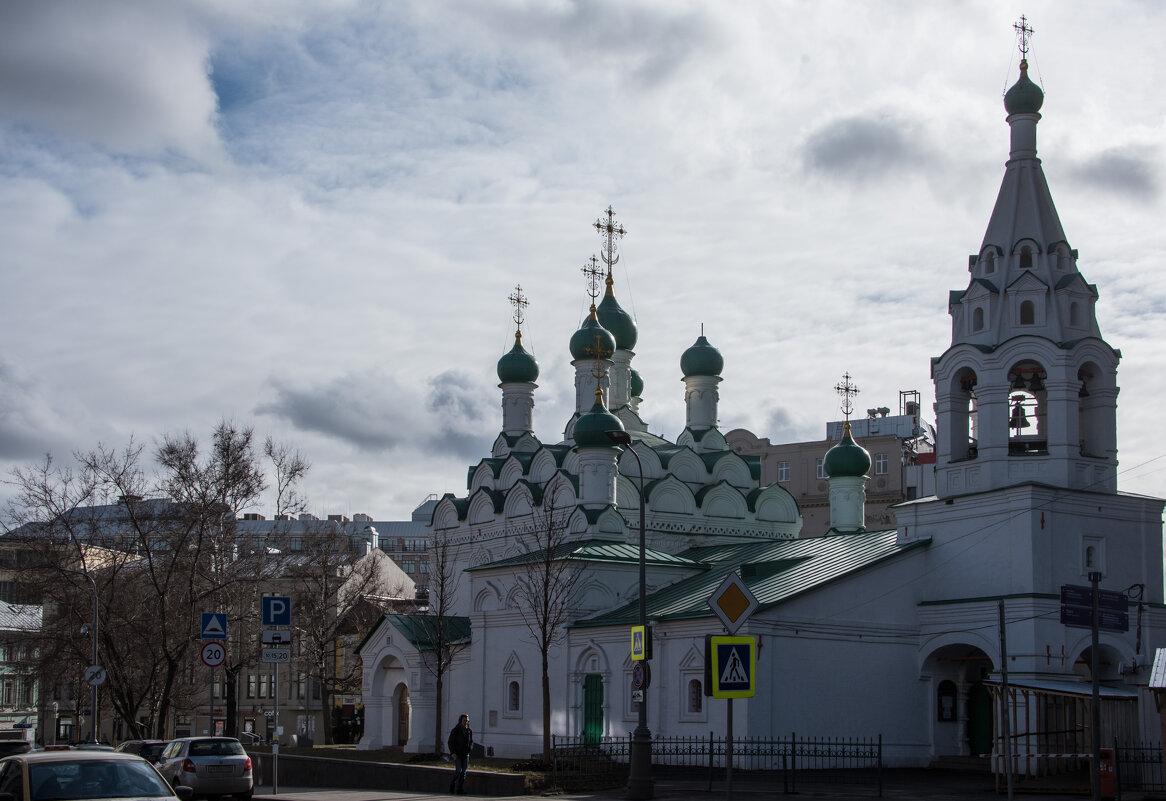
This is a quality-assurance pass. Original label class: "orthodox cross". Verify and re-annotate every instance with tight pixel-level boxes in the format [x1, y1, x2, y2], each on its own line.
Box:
[1013, 15, 1033, 58]
[594, 206, 626, 274]
[508, 284, 528, 332]
[584, 331, 612, 400]
[834, 372, 859, 421]
[581, 255, 604, 307]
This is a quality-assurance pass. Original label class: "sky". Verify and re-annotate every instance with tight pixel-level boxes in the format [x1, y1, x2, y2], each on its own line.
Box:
[1, 1, 1164, 521]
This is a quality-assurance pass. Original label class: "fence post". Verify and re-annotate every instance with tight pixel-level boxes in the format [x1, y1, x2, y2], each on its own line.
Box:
[1113, 736, 1121, 801]
[791, 732, 797, 795]
[878, 734, 883, 798]
[707, 730, 713, 791]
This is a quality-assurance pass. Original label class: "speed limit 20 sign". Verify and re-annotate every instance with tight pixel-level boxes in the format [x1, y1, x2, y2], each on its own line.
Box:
[201, 641, 227, 667]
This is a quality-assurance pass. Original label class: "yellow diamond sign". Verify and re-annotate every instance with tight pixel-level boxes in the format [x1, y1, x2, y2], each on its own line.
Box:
[708, 572, 758, 634]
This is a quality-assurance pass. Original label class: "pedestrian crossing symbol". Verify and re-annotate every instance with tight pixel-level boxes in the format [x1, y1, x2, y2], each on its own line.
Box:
[707, 635, 756, 698]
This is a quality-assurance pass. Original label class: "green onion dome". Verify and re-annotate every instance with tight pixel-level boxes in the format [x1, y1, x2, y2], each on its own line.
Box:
[570, 309, 617, 361]
[597, 275, 638, 350]
[823, 422, 871, 478]
[680, 335, 724, 378]
[1004, 59, 1043, 115]
[630, 368, 644, 398]
[497, 331, 539, 383]
[573, 392, 624, 448]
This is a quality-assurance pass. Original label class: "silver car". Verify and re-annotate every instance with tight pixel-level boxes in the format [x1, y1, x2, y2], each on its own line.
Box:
[0, 749, 192, 801]
[154, 739, 251, 801]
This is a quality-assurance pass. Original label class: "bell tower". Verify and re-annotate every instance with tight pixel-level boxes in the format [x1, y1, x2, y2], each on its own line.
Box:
[932, 26, 1119, 498]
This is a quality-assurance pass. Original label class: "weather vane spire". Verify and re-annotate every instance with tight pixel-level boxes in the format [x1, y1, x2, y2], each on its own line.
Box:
[1013, 15, 1033, 60]
[594, 206, 626, 277]
[508, 284, 529, 334]
[834, 372, 860, 423]
[581, 255, 604, 311]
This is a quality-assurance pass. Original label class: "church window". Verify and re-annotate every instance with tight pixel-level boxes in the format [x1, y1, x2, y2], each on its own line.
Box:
[875, 454, 889, 475]
[1019, 247, 1033, 269]
[1069, 302, 1080, 327]
[984, 252, 996, 274]
[777, 462, 790, 482]
[688, 679, 703, 713]
[815, 459, 826, 480]
[507, 681, 521, 713]
[1081, 537, 1106, 575]
[972, 307, 984, 331]
[1019, 301, 1035, 325]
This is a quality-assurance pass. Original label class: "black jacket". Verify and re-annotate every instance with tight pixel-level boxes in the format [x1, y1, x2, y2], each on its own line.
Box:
[448, 723, 473, 757]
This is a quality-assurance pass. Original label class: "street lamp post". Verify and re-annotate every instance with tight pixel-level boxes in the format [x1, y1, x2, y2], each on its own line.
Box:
[606, 430, 653, 800]
[71, 570, 100, 743]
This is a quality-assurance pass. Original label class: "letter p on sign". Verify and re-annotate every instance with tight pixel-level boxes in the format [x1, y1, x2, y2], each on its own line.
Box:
[262, 596, 291, 626]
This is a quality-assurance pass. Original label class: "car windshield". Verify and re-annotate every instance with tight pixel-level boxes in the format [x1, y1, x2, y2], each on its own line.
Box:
[138, 745, 166, 762]
[187, 740, 243, 757]
[30, 759, 174, 800]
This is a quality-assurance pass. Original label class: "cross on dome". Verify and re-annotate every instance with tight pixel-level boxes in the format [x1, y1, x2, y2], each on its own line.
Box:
[582, 255, 604, 306]
[594, 206, 626, 273]
[834, 372, 860, 421]
[1013, 15, 1033, 58]
[508, 284, 529, 331]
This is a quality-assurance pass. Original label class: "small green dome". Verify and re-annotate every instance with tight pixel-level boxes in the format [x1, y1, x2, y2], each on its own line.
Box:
[823, 424, 872, 478]
[573, 398, 624, 448]
[630, 368, 644, 398]
[497, 332, 539, 383]
[1004, 60, 1044, 115]
[597, 279, 638, 350]
[681, 335, 724, 377]
[570, 312, 616, 361]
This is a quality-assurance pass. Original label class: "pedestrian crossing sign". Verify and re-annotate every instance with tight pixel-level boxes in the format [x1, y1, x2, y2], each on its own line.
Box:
[707, 635, 756, 698]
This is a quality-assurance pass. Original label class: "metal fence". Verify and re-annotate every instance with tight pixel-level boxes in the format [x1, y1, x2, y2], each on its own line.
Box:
[1115, 741, 1164, 799]
[551, 733, 882, 795]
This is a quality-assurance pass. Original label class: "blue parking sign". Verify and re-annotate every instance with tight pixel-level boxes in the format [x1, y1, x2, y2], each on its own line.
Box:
[262, 596, 291, 626]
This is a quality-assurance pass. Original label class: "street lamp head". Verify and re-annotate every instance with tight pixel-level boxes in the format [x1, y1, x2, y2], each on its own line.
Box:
[605, 430, 632, 446]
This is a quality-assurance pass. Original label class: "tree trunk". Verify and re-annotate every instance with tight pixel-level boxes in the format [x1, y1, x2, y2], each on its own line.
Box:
[434, 673, 444, 757]
[542, 651, 551, 761]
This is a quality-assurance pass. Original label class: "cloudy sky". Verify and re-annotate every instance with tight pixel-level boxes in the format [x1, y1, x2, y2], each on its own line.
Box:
[2, 1, 1164, 521]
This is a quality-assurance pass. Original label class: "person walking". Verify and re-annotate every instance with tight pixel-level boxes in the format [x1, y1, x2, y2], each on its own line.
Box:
[447, 713, 473, 794]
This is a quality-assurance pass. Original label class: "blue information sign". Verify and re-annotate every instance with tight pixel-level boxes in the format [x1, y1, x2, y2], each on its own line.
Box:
[262, 596, 291, 627]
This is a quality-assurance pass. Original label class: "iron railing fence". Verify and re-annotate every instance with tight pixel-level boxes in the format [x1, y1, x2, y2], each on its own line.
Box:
[1115, 741, 1164, 799]
[551, 733, 882, 795]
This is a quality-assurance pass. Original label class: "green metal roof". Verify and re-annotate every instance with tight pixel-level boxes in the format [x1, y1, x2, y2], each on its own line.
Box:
[467, 538, 705, 572]
[574, 529, 928, 628]
[357, 613, 472, 654]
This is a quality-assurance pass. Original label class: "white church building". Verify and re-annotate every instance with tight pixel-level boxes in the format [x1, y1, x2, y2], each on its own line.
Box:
[357, 52, 1165, 769]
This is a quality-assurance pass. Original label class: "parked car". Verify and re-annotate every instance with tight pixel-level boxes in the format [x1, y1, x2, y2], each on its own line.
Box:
[0, 741, 31, 759]
[113, 742, 169, 764]
[0, 748, 192, 801]
[155, 739, 251, 801]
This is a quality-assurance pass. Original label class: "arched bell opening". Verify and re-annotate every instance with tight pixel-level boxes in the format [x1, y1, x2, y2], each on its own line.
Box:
[1007, 360, 1047, 455]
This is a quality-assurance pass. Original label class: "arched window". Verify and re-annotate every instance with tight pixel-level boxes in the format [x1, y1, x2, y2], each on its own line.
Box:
[507, 681, 520, 713]
[1019, 247, 1033, 269]
[984, 252, 996, 274]
[972, 307, 984, 331]
[687, 679, 703, 714]
[1069, 302, 1080, 326]
[1020, 301, 1035, 325]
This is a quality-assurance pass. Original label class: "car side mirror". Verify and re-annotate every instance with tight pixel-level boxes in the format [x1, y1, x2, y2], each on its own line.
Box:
[175, 786, 194, 801]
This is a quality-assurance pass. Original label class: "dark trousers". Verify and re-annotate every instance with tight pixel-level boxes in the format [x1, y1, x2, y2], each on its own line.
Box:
[450, 754, 469, 793]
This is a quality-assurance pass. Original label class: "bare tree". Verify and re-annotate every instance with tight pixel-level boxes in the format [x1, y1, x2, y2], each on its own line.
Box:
[264, 438, 310, 520]
[279, 523, 406, 745]
[413, 531, 469, 756]
[514, 486, 588, 762]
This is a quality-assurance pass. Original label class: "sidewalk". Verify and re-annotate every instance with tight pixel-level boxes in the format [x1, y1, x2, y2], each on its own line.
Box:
[252, 768, 1136, 801]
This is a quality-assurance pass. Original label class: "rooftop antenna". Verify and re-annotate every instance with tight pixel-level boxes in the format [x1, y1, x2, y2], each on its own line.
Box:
[834, 372, 860, 424]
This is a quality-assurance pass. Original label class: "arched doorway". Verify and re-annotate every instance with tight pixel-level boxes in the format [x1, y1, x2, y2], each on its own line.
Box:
[394, 683, 411, 747]
[921, 643, 994, 759]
